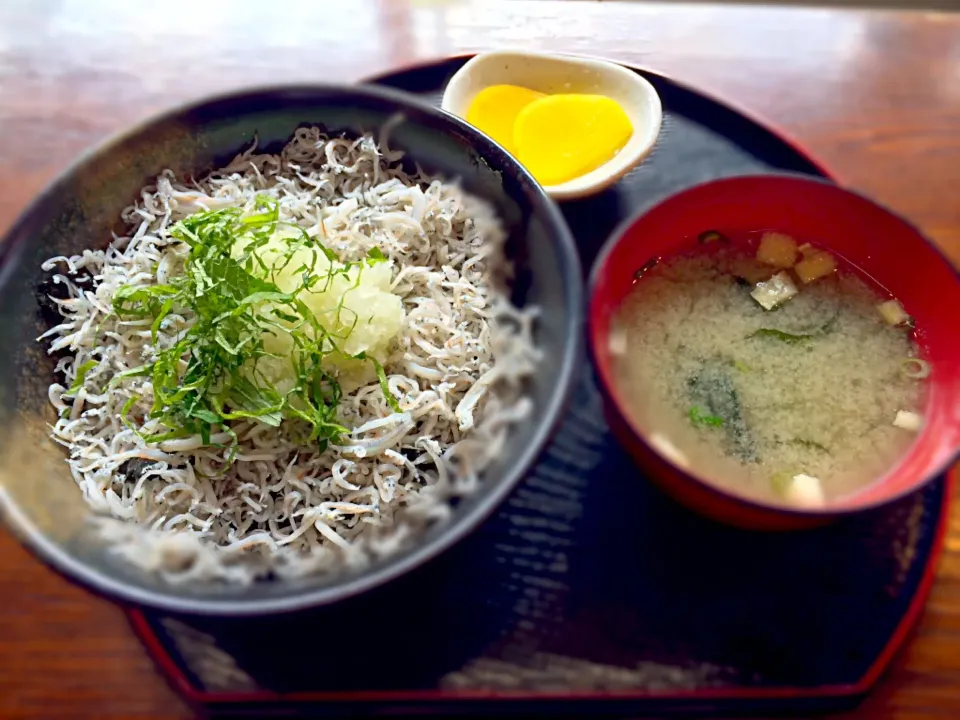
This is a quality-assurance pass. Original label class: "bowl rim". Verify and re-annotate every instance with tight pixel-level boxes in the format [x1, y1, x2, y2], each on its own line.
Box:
[587, 171, 960, 519]
[0, 81, 583, 615]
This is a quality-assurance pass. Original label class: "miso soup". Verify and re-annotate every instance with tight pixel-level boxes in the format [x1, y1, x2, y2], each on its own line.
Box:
[609, 233, 926, 508]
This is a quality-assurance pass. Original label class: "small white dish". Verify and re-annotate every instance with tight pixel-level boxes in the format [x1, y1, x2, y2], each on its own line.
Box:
[441, 50, 663, 201]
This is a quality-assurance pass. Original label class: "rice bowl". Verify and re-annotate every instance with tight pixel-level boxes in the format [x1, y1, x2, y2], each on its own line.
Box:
[0, 85, 581, 614]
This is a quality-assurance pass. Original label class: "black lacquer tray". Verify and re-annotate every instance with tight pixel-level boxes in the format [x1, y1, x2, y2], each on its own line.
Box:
[128, 57, 952, 718]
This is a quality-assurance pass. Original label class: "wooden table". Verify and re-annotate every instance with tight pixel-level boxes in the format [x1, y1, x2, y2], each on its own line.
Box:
[1, 1, 959, 718]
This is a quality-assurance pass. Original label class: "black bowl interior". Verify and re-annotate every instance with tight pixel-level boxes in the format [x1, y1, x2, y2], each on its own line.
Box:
[0, 85, 581, 615]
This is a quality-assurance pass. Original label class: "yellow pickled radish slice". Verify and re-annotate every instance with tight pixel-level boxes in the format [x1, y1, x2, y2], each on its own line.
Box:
[514, 93, 633, 186]
[465, 84, 546, 155]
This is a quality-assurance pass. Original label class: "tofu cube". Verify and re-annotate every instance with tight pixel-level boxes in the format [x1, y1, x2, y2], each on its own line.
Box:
[750, 271, 798, 310]
[785, 474, 825, 508]
[893, 410, 923, 432]
[877, 299, 910, 326]
[794, 250, 837, 283]
[608, 327, 627, 356]
[756, 232, 798, 268]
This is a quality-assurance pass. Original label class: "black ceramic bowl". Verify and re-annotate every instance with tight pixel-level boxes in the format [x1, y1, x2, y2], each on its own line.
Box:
[0, 85, 582, 615]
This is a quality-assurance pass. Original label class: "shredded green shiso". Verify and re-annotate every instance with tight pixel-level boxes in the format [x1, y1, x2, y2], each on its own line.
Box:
[111, 197, 400, 454]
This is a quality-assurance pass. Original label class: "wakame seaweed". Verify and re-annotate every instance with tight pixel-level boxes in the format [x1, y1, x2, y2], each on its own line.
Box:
[687, 363, 758, 462]
[789, 438, 830, 453]
[748, 328, 814, 344]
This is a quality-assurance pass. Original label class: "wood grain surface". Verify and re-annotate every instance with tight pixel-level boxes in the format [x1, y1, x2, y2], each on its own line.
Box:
[2, 1, 959, 718]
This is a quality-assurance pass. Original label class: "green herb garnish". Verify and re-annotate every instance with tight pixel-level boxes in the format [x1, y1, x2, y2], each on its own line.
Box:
[119, 393, 141, 431]
[111, 198, 400, 455]
[64, 359, 98, 398]
[356, 352, 402, 414]
[366, 247, 388, 264]
[688, 406, 724, 428]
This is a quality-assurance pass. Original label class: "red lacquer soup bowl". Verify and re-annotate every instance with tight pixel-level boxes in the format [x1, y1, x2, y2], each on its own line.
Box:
[588, 174, 960, 530]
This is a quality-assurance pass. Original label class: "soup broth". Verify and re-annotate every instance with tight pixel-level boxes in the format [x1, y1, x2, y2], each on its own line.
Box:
[610, 238, 925, 508]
